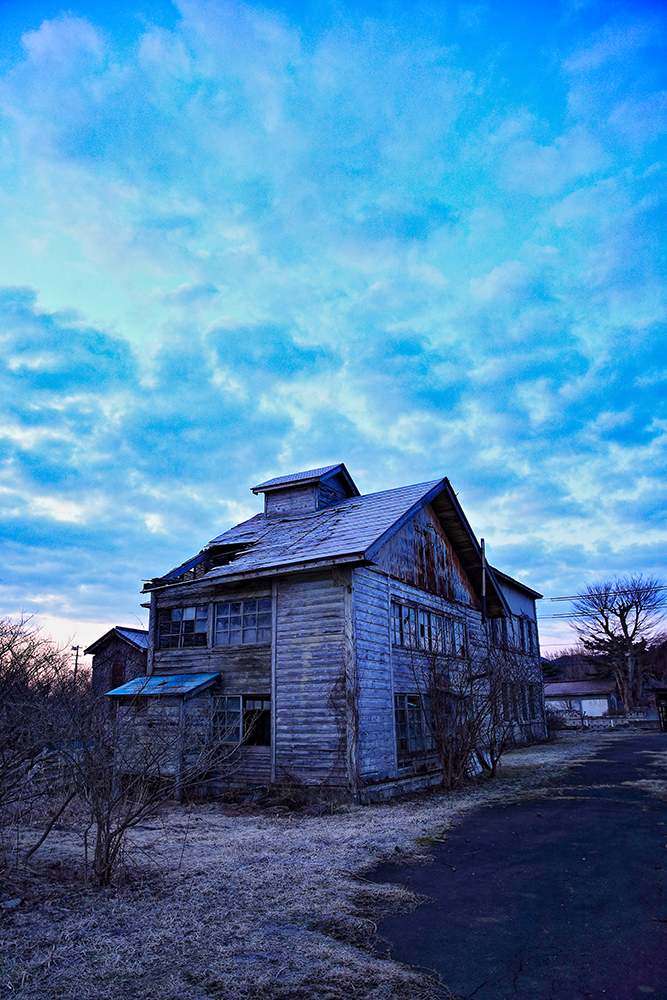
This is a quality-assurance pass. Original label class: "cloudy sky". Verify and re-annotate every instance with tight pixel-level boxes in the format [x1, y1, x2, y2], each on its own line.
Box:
[1, 0, 665, 660]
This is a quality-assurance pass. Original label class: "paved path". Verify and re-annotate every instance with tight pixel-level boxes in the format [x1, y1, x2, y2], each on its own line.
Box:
[372, 734, 667, 1000]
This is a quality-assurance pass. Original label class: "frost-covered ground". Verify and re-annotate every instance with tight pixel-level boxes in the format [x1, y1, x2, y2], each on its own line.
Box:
[1, 732, 623, 999]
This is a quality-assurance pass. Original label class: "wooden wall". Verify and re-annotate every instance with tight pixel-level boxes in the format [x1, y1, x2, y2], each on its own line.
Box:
[151, 581, 272, 693]
[352, 567, 396, 782]
[92, 638, 147, 698]
[374, 503, 480, 607]
[274, 570, 348, 785]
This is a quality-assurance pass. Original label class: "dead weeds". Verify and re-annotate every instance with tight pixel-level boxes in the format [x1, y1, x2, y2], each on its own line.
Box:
[0, 732, 623, 999]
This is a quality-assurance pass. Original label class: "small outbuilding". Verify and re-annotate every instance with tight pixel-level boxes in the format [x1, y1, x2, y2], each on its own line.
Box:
[86, 626, 148, 698]
[544, 679, 619, 720]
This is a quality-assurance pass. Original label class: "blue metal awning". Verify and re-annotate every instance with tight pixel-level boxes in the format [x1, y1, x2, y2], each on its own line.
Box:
[107, 673, 220, 698]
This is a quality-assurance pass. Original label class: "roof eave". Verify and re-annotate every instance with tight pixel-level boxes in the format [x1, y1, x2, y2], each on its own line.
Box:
[144, 552, 369, 591]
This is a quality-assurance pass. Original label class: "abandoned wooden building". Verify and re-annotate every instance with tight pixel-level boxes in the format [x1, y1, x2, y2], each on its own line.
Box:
[108, 464, 546, 800]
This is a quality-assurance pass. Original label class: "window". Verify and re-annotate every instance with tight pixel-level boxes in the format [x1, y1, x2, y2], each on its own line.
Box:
[213, 695, 241, 742]
[394, 693, 434, 762]
[490, 617, 508, 648]
[243, 697, 271, 746]
[213, 695, 271, 745]
[392, 603, 418, 648]
[214, 598, 272, 646]
[392, 602, 466, 656]
[159, 606, 208, 648]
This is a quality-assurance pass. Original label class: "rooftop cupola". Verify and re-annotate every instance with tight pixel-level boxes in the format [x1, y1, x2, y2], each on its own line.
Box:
[251, 463, 360, 518]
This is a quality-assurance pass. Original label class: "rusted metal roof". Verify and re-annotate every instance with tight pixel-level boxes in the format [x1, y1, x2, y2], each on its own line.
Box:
[107, 673, 220, 698]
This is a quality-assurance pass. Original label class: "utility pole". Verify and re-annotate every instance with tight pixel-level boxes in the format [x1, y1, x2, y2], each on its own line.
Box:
[71, 645, 81, 686]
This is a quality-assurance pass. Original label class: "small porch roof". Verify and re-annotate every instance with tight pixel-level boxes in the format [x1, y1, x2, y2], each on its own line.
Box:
[107, 673, 220, 698]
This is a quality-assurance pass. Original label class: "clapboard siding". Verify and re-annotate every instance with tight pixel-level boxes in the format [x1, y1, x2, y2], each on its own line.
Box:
[223, 746, 272, 783]
[153, 646, 271, 690]
[353, 567, 396, 781]
[274, 571, 347, 784]
[375, 504, 479, 607]
[154, 582, 272, 607]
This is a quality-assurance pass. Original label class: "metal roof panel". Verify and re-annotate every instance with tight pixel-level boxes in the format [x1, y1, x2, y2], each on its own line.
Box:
[107, 673, 220, 697]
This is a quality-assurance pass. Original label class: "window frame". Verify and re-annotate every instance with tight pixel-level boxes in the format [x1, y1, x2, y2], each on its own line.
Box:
[394, 692, 435, 763]
[158, 605, 209, 649]
[213, 597, 272, 647]
[212, 694, 271, 746]
[392, 601, 467, 656]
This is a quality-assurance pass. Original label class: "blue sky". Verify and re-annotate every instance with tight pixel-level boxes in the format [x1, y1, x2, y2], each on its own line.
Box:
[0, 0, 666, 657]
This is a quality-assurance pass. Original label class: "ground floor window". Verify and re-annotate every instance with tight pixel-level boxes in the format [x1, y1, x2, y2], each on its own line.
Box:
[394, 693, 433, 763]
[213, 695, 271, 746]
[501, 682, 541, 723]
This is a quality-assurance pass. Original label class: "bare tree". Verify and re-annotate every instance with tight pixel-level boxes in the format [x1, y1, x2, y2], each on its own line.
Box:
[46, 683, 236, 886]
[0, 616, 74, 863]
[570, 576, 667, 712]
[409, 617, 541, 790]
[0, 616, 237, 886]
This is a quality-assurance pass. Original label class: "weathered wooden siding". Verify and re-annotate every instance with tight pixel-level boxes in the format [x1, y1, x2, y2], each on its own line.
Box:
[352, 567, 396, 782]
[92, 639, 147, 698]
[222, 746, 272, 783]
[374, 504, 480, 607]
[265, 484, 319, 517]
[151, 583, 272, 691]
[274, 571, 347, 784]
[318, 474, 351, 508]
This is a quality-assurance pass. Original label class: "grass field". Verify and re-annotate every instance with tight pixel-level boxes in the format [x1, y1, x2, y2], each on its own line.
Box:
[0, 733, 622, 999]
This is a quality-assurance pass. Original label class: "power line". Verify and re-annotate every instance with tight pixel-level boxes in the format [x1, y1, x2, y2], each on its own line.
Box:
[543, 584, 667, 603]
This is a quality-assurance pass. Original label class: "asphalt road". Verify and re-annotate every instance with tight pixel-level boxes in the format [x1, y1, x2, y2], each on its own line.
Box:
[371, 734, 667, 1000]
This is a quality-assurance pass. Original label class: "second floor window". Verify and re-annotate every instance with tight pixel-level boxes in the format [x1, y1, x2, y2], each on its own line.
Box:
[159, 606, 208, 648]
[392, 601, 466, 656]
[214, 597, 272, 646]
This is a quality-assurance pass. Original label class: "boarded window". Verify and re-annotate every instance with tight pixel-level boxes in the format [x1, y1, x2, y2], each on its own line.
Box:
[159, 606, 208, 648]
[214, 598, 272, 646]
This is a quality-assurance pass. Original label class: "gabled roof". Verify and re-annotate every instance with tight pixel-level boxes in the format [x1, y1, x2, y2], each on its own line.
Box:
[85, 627, 149, 656]
[491, 567, 543, 600]
[205, 479, 442, 577]
[107, 673, 219, 698]
[145, 475, 510, 615]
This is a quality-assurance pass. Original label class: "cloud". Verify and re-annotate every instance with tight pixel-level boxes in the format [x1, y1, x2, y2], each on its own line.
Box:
[0, 0, 666, 641]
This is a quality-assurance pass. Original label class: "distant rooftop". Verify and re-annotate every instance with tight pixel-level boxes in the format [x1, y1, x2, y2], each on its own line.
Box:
[85, 626, 148, 656]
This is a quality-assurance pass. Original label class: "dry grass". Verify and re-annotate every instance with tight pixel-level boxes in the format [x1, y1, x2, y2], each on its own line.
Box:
[0, 733, 620, 999]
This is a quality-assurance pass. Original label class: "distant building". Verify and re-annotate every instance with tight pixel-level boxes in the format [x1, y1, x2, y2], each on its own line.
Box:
[86, 626, 148, 697]
[544, 679, 619, 719]
[109, 464, 546, 800]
